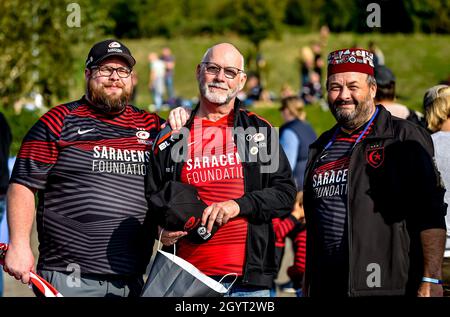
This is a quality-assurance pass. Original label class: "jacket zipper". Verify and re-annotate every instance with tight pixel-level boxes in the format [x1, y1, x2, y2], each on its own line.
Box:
[346, 141, 364, 297]
[346, 134, 385, 296]
[303, 145, 327, 293]
[241, 163, 250, 284]
[347, 152, 353, 296]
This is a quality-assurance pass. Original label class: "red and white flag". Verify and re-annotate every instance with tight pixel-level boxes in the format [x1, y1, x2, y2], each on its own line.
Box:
[0, 243, 63, 297]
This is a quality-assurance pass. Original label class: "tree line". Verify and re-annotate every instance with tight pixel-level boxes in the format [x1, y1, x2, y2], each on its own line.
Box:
[1, 0, 449, 111]
[108, 0, 450, 39]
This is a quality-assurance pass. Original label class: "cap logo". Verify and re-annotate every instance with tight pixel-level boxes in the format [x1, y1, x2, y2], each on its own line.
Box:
[108, 48, 123, 53]
[184, 216, 200, 231]
[108, 42, 121, 48]
[197, 226, 212, 240]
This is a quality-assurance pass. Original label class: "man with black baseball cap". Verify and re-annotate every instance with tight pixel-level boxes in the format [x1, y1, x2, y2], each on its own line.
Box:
[4, 39, 189, 297]
[85, 39, 136, 69]
[82, 39, 137, 114]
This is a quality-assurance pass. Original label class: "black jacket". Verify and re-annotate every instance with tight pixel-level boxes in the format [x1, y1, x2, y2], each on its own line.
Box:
[145, 99, 297, 288]
[303, 105, 447, 296]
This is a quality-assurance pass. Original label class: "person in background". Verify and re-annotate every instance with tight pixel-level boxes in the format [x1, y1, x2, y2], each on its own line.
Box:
[274, 96, 316, 296]
[311, 42, 324, 84]
[423, 85, 450, 114]
[319, 25, 330, 48]
[301, 71, 323, 105]
[148, 52, 166, 112]
[374, 65, 426, 128]
[368, 41, 385, 67]
[160, 47, 176, 102]
[272, 191, 306, 297]
[242, 73, 263, 106]
[299, 46, 314, 92]
[286, 192, 307, 297]
[279, 95, 317, 190]
[280, 83, 295, 99]
[425, 93, 450, 296]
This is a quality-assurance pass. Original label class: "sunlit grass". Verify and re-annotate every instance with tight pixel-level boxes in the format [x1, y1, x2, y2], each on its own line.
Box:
[69, 33, 449, 113]
[9, 32, 445, 156]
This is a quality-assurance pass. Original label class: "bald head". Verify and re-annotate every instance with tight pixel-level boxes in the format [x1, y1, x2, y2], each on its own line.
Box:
[201, 43, 245, 71]
[196, 43, 247, 109]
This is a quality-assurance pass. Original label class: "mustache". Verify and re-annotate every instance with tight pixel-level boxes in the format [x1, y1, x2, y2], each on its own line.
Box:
[333, 99, 358, 107]
[103, 82, 124, 88]
[87, 79, 130, 113]
[208, 82, 228, 89]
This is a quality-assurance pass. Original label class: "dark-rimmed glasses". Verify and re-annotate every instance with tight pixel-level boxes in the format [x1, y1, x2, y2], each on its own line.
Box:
[91, 65, 132, 78]
[201, 62, 244, 79]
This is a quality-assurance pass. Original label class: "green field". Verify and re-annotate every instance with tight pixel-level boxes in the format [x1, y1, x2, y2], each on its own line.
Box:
[5, 32, 450, 155]
[66, 32, 450, 111]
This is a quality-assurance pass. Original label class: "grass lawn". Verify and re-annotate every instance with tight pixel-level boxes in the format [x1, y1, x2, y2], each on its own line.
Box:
[68, 32, 449, 112]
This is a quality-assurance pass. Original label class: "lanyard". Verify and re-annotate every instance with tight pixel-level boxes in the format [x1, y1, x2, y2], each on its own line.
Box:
[323, 106, 379, 152]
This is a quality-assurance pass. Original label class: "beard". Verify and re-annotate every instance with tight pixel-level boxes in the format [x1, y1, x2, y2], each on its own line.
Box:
[199, 78, 240, 105]
[87, 79, 132, 113]
[329, 93, 374, 131]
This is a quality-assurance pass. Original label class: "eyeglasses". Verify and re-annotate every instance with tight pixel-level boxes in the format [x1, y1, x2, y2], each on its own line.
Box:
[201, 62, 244, 79]
[91, 65, 132, 78]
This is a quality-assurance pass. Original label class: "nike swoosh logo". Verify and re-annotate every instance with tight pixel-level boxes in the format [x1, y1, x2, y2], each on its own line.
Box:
[78, 128, 95, 135]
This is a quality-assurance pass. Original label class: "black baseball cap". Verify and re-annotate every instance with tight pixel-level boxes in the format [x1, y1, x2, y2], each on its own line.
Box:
[374, 65, 396, 86]
[85, 39, 136, 69]
[149, 181, 218, 244]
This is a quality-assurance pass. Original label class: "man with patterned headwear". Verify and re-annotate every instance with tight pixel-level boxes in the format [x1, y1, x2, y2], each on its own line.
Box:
[303, 48, 447, 297]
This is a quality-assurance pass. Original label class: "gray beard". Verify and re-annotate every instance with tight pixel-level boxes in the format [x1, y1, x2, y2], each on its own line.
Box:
[199, 81, 238, 105]
[330, 95, 374, 131]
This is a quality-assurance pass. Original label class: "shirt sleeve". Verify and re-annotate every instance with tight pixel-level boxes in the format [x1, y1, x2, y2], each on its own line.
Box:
[10, 105, 68, 190]
[280, 128, 300, 170]
[273, 215, 300, 245]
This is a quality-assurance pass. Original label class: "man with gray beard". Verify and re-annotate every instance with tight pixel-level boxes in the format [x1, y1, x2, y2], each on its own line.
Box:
[4, 39, 189, 297]
[303, 48, 447, 297]
[146, 43, 296, 296]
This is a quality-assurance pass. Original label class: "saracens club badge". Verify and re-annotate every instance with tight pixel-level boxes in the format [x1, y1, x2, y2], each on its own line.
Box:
[366, 145, 384, 168]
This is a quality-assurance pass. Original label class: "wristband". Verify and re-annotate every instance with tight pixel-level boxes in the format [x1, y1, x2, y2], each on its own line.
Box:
[421, 277, 443, 285]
